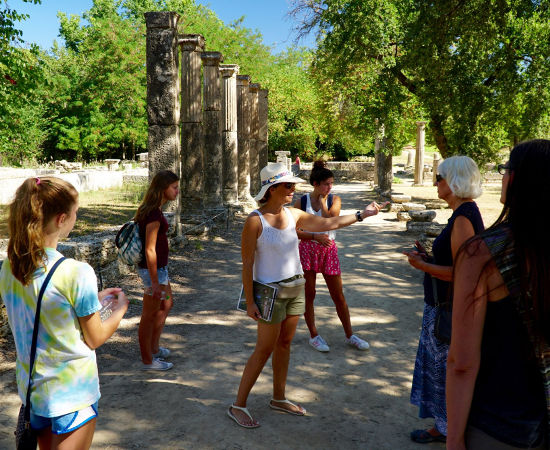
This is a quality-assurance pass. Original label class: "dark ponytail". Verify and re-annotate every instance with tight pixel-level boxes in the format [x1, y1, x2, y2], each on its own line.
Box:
[309, 160, 334, 186]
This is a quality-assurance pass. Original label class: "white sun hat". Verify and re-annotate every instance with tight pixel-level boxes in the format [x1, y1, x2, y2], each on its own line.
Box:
[254, 162, 305, 201]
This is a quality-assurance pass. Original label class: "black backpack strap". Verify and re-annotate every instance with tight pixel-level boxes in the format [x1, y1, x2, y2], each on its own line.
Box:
[327, 193, 333, 210]
[24, 256, 67, 420]
[300, 195, 307, 211]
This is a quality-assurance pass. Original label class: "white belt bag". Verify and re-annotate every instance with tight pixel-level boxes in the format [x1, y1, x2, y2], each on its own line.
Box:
[275, 275, 306, 299]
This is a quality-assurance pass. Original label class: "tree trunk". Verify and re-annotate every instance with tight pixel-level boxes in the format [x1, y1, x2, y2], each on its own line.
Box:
[377, 140, 393, 195]
[429, 116, 450, 158]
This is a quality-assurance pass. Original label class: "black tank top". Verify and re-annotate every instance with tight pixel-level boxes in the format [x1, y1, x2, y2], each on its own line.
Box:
[469, 295, 546, 447]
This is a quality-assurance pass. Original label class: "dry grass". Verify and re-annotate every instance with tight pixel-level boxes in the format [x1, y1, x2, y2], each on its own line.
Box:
[0, 181, 147, 239]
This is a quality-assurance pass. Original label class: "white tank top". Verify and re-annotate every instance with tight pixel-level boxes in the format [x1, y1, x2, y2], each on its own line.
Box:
[304, 193, 336, 240]
[252, 207, 304, 283]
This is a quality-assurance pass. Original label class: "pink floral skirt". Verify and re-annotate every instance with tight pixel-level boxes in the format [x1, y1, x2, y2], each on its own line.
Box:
[298, 240, 341, 275]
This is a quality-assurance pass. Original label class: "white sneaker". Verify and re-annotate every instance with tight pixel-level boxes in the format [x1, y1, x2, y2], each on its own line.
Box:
[141, 357, 174, 371]
[152, 347, 171, 359]
[345, 334, 370, 350]
[309, 335, 330, 352]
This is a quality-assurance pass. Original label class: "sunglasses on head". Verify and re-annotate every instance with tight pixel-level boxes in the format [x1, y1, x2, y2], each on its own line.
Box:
[497, 163, 510, 175]
[435, 174, 443, 183]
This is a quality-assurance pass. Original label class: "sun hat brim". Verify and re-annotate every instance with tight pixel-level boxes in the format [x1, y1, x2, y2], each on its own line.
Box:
[254, 174, 305, 201]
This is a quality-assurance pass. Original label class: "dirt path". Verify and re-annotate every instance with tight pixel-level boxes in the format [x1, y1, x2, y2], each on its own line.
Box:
[0, 182, 445, 449]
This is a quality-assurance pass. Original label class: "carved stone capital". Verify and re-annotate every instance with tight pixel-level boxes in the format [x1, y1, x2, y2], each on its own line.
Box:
[201, 51, 224, 66]
[237, 75, 251, 86]
[179, 34, 205, 52]
[219, 64, 239, 78]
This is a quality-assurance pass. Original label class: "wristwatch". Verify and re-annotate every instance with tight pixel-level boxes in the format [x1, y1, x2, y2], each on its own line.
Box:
[355, 211, 363, 222]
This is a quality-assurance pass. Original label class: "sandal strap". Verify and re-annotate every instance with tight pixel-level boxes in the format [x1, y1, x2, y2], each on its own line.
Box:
[271, 398, 294, 405]
[230, 404, 253, 420]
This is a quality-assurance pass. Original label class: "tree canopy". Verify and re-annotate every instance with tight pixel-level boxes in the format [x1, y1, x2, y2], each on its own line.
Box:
[291, 0, 550, 162]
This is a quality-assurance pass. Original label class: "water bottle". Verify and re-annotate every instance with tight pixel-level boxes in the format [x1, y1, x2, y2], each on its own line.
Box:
[99, 294, 116, 321]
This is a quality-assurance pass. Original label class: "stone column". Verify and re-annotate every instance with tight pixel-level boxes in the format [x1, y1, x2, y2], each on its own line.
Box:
[237, 75, 254, 203]
[414, 121, 427, 185]
[374, 121, 385, 186]
[406, 149, 414, 168]
[180, 34, 205, 211]
[248, 83, 260, 195]
[145, 12, 181, 214]
[220, 64, 239, 205]
[275, 151, 291, 170]
[432, 152, 441, 185]
[258, 88, 269, 171]
[201, 51, 224, 206]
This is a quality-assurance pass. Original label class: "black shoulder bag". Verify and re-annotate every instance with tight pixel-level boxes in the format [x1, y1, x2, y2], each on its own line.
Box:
[432, 275, 452, 344]
[15, 257, 66, 450]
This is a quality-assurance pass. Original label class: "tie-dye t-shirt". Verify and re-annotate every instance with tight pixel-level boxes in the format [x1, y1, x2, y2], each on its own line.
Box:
[0, 248, 101, 417]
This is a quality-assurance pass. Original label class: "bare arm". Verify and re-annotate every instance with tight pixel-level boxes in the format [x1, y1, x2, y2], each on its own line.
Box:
[404, 215, 476, 282]
[78, 288, 129, 349]
[446, 242, 492, 449]
[292, 198, 332, 246]
[144, 220, 161, 298]
[241, 214, 261, 320]
[292, 201, 386, 232]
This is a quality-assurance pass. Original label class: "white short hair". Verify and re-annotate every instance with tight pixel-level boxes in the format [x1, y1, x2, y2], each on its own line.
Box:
[438, 156, 483, 199]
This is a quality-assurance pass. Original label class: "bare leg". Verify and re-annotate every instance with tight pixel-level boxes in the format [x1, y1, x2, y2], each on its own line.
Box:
[51, 418, 96, 449]
[302, 271, 318, 338]
[138, 290, 161, 364]
[271, 315, 303, 413]
[37, 427, 52, 450]
[151, 283, 173, 354]
[231, 321, 281, 426]
[323, 274, 353, 338]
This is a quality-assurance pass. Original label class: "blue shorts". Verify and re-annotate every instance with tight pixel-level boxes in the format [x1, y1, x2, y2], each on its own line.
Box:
[30, 402, 98, 434]
[138, 266, 169, 287]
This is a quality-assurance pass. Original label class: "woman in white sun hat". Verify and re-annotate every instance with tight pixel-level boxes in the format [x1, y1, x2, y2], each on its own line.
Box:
[228, 162, 387, 428]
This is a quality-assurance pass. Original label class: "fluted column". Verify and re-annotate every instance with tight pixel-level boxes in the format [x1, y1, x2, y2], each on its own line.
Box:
[258, 88, 269, 171]
[415, 121, 427, 185]
[145, 12, 181, 214]
[220, 64, 239, 205]
[201, 51, 224, 206]
[237, 75, 254, 203]
[249, 83, 260, 194]
[180, 34, 205, 210]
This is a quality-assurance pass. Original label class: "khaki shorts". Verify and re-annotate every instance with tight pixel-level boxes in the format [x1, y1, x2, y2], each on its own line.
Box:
[258, 288, 305, 325]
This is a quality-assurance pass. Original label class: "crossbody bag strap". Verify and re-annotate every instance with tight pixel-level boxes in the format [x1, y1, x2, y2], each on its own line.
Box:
[23, 256, 67, 422]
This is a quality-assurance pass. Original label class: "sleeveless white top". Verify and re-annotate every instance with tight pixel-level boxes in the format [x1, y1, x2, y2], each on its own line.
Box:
[252, 207, 303, 283]
[304, 193, 336, 240]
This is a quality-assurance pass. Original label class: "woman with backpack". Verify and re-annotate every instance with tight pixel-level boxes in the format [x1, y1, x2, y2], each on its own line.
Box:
[0, 176, 128, 448]
[135, 170, 180, 371]
[293, 160, 369, 352]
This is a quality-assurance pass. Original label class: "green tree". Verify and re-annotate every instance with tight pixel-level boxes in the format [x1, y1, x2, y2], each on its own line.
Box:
[45, 0, 147, 160]
[0, 0, 47, 164]
[291, 0, 550, 163]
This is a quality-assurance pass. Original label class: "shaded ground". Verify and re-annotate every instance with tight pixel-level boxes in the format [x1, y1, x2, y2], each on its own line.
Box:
[0, 180, 503, 449]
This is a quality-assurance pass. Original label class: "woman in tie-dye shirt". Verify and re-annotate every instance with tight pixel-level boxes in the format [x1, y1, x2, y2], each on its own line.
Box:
[0, 177, 128, 449]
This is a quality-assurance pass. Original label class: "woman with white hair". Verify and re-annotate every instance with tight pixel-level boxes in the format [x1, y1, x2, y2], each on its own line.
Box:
[228, 162, 386, 428]
[404, 156, 485, 444]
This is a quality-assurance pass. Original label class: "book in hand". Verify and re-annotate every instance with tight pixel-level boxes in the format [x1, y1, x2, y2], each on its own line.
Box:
[237, 280, 278, 321]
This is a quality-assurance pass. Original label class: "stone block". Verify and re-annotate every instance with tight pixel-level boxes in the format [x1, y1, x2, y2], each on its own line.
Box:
[390, 194, 412, 203]
[403, 202, 426, 211]
[425, 224, 445, 237]
[397, 211, 411, 221]
[406, 221, 439, 233]
[408, 210, 436, 222]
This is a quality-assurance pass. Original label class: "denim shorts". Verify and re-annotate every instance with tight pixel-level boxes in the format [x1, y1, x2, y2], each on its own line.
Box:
[30, 402, 98, 434]
[138, 266, 169, 287]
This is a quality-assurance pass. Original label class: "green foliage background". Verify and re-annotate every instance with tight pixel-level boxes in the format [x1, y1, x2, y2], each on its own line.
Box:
[1, 0, 550, 166]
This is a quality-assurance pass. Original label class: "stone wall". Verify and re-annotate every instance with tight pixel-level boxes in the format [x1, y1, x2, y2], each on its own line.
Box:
[297, 161, 375, 182]
[0, 168, 148, 205]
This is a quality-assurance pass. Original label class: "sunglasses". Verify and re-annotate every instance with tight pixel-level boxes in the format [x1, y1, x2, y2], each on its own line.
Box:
[435, 174, 443, 183]
[497, 163, 510, 175]
[281, 182, 295, 189]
